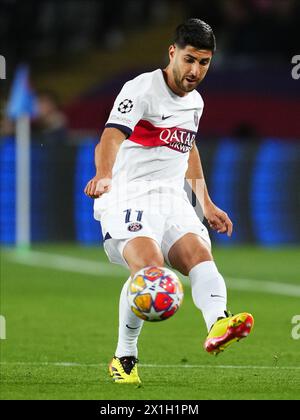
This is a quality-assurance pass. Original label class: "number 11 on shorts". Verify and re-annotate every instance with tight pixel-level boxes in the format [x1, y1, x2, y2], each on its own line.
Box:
[124, 209, 144, 223]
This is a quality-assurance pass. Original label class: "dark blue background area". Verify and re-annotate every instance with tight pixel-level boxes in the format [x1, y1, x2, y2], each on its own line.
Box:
[0, 137, 299, 246]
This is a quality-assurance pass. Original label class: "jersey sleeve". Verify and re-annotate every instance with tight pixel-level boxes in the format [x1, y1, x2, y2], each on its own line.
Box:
[105, 78, 147, 137]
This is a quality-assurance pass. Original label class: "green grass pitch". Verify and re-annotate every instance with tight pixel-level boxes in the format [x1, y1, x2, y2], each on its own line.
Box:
[1, 244, 300, 400]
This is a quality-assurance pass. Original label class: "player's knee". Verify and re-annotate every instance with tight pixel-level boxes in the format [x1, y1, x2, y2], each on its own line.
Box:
[124, 237, 164, 275]
[136, 252, 164, 271]
[178, 246, 213, 276]
[126, 249, 164, 277]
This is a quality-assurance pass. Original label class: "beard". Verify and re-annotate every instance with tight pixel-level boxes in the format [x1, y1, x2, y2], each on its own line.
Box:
[173, 65, 199, 93]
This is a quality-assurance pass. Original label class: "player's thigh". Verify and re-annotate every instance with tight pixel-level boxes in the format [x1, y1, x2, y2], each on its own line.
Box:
[123, 236, 164, 277]
[168, 233, 213, 276]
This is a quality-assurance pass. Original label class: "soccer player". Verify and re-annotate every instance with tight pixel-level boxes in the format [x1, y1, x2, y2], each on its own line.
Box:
[84, 18, 254, 384]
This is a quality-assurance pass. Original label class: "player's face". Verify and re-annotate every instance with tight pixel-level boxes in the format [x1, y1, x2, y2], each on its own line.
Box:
[169, 45, 213, 95]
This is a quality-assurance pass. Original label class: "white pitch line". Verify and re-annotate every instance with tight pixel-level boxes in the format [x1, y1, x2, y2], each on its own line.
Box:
[226, 277, 300, 298]
[1, 361, 299, 371]
[4, 249, 300, 298]
[4, 249, 126, 277]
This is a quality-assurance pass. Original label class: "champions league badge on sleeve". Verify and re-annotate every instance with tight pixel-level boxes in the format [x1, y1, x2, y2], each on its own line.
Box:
[118, 99, 134, 114]
[128, 222, 143, 232]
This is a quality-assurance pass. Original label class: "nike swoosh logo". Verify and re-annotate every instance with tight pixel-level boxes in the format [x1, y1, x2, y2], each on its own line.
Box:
[126, 324, 140, 330]
[162, 115, 173, 120]
[211, 294, 225, 298]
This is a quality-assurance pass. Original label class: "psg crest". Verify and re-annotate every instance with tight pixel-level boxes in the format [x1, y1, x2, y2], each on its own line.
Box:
[128, 222, 143, 232]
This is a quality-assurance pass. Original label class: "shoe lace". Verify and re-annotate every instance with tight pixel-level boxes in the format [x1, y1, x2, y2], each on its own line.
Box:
[208, 311, 234, 333]
[216, 310, 233, 323]
[119, 356, 139, 375]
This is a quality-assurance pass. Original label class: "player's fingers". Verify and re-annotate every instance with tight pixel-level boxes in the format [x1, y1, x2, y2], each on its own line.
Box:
[208, 212, 227, 234]
[217, 225, 227, 234]
[225, 217, 233, 237]
[85, 181, 94, 196]
[85, 180, 99, 198]
[84, 181, 90, 195]
[84, 184, 91, 196]
[209, 216, 223, 231]
[208, 215, 219, 226]
[90, 183, 102, 198]
[220, 212, 233, 236]
[209, 221, 220, 232]
[217, 213, 233, 237]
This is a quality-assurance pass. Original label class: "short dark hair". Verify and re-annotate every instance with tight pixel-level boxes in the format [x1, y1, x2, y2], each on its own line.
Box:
[174, 18, 216, 53]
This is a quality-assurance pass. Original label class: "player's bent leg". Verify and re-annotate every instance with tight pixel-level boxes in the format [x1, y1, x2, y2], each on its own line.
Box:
[168, 233, 254, 354]
[168, 233, 228, 330]
[168, 232, 213, 276]
[110, 237, 164, 384]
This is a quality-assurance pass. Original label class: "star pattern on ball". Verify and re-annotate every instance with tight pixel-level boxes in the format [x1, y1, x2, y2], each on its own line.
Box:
[118, 99, 134, 114]
[128, 269, 184, 321]
[143, 278, 168, 300]
[141, 278, 177, 314]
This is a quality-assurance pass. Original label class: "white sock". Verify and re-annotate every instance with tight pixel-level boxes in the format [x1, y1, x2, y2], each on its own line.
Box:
[115, 277, 144, 358]
[189, 261, 227, 331]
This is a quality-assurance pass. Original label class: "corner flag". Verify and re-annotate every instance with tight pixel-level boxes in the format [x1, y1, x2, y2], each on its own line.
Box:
[6, 64, 37, 119]
[6, 64, 37, 249]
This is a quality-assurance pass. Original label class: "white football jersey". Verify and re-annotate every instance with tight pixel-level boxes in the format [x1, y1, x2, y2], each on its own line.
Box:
[94, 69, 204, 217]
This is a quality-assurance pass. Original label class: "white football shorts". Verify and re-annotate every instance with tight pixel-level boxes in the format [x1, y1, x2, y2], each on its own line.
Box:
[97, 189, 211, 268]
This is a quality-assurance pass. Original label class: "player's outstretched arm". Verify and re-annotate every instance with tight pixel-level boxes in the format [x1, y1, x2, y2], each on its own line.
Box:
[84, 128, 126, 199]
[185, 145, 233, 237]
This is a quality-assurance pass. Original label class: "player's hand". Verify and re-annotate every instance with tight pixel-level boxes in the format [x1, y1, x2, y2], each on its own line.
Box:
[84, 177, 112, 199]
[204, 201, 233, 237]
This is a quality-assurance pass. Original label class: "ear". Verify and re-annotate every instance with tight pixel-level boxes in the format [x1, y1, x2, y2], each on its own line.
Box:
[169, 44, 176, 60]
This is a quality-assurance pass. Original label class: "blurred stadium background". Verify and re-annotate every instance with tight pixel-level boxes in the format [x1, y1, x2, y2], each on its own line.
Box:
[1, 0, 300, 400]
[0, 0, 299, 246]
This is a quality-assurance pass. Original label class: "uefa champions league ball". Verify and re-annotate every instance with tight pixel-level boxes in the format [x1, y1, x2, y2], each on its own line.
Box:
[127, 266, 184, 322]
